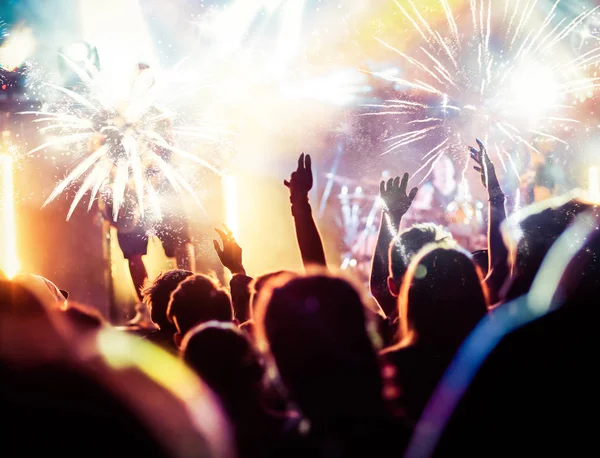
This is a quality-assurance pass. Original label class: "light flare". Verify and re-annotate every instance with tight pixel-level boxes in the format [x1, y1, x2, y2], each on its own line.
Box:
[23, 57, 224, 220]
[0, 131, 19, 278]
[368, 1, 600, 184]
[222, 174, 239, 239]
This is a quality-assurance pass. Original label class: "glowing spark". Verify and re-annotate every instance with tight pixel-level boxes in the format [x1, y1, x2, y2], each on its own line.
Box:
[589, 167, 600, 200]
[369, 1, 600, 181]
[222, 174, 239, 239]
[24, 57, 223, 220]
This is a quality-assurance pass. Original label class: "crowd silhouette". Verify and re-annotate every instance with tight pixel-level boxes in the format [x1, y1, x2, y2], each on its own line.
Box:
[2, 138, 598, 458]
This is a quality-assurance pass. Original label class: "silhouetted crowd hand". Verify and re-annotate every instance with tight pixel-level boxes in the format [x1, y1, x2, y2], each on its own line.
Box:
[380, 172, 419, 221]
[213, 224, 246, 276]
[469, 138, 504, 202]
[3, 141, 599, 458]
[284, 152, 313, 202]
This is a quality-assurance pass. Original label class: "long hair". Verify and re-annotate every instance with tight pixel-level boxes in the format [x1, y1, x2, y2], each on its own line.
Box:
[398, 245, 488, 350]
[254, 270, 384, 421]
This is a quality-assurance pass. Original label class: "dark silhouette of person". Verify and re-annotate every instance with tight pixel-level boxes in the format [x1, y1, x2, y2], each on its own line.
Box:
[255, 272, 409, 457]
[167, 274, 234, 347]
[182, 321, 301, 458]
[382, 245, 488, 426]
[139, 269, 193, 352]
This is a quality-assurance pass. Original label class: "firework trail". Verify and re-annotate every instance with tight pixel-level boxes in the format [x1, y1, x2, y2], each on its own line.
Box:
[367, 0, 600, 184]
[21, 56, 224, 220]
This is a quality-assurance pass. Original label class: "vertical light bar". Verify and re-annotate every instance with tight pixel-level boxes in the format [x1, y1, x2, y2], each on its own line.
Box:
[0, 132, 19, 278]
[589, 166, 599, 200]
[223, 173, 239, 238]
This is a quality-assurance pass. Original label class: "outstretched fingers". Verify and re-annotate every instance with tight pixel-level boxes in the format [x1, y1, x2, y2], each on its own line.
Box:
[215, 227, 228, 243]
[297, 153, 305, 171]
[222, 223, 233, 238]
[476, 138, 486, 154]
[399, 172, 409, 194]
[408, 186, 418, 201]
[468, 145, 482, 165]
[212, 239, 223, 257]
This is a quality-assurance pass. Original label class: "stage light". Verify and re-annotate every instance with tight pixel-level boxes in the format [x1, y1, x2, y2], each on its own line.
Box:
[588, 166, 599, 201]
[0, 24, 36, 71]
[222, 173, 239, 239]
[65, 41, 93, 63]
[0, 131, 19, 278]
[508, 63, 559, 124]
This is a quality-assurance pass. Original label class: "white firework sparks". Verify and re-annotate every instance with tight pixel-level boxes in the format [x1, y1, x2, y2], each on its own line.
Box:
[367, 0, 600, 184]
[21, 56, 224, 220]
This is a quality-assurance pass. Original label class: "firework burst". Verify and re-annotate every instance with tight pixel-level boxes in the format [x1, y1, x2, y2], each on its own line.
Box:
[22, 56, 224, 220]
[367, 0, 600, 185]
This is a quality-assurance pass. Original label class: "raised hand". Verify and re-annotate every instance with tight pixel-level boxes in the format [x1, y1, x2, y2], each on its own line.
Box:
[284, 153, 313, 200]
[213, 224, 246, 275]
[469, 138, 503, 200]
[380, 172, 419, 219]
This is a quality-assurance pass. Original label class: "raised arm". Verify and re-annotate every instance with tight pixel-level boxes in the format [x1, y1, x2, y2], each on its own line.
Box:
[284, 153, 327, 269]
[213, 225, 252, 323]
[370, 173, 418, 318]
[469, 139, 509, 304]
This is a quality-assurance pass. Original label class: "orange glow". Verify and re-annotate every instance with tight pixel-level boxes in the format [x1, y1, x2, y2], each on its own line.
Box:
[223, 174, 239, 239]
[0, 136, 19, 278]
[589, 167, 599, 201]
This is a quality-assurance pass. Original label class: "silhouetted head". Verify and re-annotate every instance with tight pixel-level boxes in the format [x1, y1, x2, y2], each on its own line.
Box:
[12, 273, 67, 310]
[2, 359, 172, 457]
[250, 270, 295, 315]
[501, 192, 598, 301]
[552, 219, 600, 309]
[388, 223, 455, 296]
[0, 280, 72, 363]
[255, 272, 383, 423]
[2, 325, 235, 458]
[398, 245, 488, 350]
[168, 274, 233, 346]
[142, 270, 193, 334]
[182, 321, 264, 412]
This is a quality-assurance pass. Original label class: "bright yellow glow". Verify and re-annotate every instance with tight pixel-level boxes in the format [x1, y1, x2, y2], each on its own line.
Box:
[79, 0, 156, 70]
[509, 63, 559, 124]
[0, 147, 19, 278]
[223, 174, 239, 239]
[0, 24, 37, 70]
[589, 167, 600, 201]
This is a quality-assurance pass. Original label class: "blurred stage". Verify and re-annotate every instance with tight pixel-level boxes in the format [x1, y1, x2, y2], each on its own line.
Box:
[0, 0, 598, 321]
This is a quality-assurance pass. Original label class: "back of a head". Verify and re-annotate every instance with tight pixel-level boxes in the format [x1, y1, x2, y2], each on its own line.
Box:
[0, 280, 71, 363]
[168, 274, 233, 336]
[12, 273, 67, 310]
[182, 321, 263, 407]
[250, 270, 295, 313]
[2, 326, 235, 458]
[1, 359, 171, 457]
[255, 273, 382, 419]
[389, 223, 454, 283]
[399, 245, 488, 350]
[142, 269, 193, 333]
[501, 192, 598, 300]
[554, 224, 600, 309]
